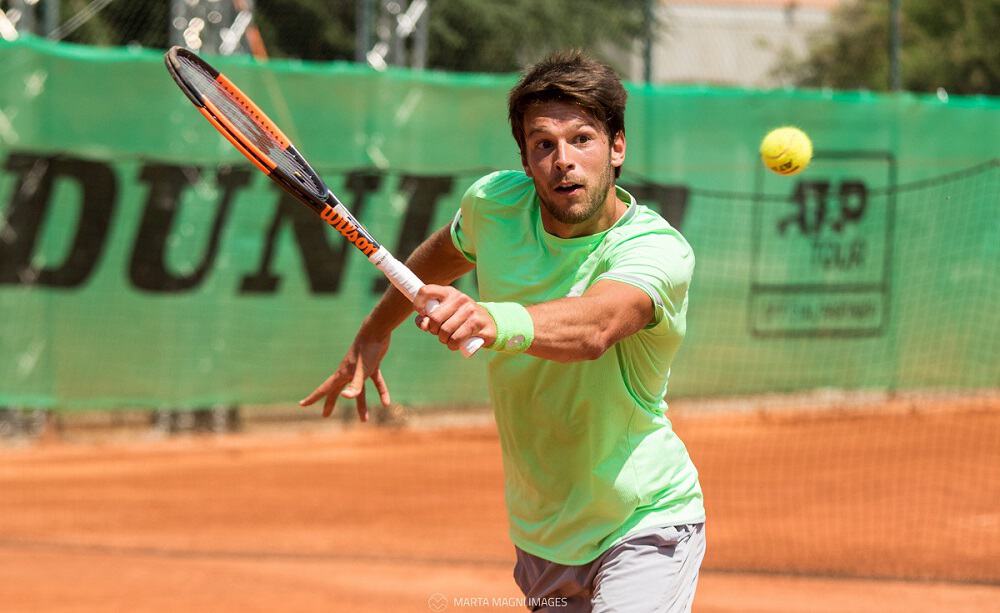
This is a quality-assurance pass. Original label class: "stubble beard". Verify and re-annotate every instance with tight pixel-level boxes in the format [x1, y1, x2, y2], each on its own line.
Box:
[538, 159, 616, 226]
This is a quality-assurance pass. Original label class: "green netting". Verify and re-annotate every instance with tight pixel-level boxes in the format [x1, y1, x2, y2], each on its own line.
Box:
[1, 37, 997, 410]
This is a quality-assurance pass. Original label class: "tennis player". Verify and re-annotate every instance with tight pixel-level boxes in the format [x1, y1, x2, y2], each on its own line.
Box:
[301, 50, 705, 612]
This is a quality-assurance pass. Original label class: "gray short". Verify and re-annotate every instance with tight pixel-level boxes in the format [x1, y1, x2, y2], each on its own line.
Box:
[513, 522, 706, 613]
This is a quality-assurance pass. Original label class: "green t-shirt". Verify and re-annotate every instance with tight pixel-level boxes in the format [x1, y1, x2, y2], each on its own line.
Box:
[451, 170, 704, 565]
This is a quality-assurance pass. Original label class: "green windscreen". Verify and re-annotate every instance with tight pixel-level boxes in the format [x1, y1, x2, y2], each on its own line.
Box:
[0, 37, 997, 410]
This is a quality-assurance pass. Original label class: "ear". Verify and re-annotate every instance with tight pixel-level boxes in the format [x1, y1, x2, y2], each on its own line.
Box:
[521, 151, 533, 178]
[610, 130, 626, 170]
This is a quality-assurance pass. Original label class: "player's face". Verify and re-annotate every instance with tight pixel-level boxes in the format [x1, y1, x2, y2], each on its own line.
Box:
[521, 101, 626, 238]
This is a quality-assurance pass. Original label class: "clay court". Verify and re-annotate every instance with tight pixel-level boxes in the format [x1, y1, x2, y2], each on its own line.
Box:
[1, 2, 997, 611]
[2, 401, 998, 612]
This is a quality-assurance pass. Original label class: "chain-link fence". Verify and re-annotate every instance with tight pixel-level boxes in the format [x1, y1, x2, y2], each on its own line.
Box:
[0, 0, 873, 89]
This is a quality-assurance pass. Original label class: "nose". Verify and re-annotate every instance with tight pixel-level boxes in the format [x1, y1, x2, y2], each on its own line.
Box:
[554, 141, 574, 173]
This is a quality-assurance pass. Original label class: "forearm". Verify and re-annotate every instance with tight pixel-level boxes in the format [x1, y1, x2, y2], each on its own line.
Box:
[411, 278, 652, 362]
[521, 282, 653, 362]
[523, 299, 624, 361]
[361, 224, 475, 338]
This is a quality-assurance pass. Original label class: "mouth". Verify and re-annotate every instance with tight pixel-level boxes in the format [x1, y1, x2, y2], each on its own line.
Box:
[554, 182, 584, 195]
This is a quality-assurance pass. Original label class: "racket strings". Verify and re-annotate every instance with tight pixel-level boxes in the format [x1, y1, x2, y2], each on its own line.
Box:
[175, 55, 326, 200]
[216, 78, 287, 148]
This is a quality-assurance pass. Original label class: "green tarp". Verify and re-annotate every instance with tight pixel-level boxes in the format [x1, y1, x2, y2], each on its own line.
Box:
[1, 37, 997, 409]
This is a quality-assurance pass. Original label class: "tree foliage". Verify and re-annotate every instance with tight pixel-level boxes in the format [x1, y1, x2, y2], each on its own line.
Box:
[424, 0, 649, 73]
[786, 0, 1000, 95]
[253, 0, 357, 62]
[60, 0, 170, 48]
[49, 0, 649, 75]
[254, 0, 649, 74]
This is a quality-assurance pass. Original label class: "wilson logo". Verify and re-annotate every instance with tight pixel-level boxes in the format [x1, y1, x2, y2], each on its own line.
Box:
[320, 205, 377, 256]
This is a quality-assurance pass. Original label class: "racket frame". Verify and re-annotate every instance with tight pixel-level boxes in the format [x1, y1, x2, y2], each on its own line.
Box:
[164, 46, 483, 356]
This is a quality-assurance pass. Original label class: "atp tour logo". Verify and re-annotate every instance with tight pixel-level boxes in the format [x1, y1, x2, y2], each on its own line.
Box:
[750, 151, 896, 338]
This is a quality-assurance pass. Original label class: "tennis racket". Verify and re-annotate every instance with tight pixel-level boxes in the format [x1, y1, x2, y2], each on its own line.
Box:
[164, 47, 483, 357]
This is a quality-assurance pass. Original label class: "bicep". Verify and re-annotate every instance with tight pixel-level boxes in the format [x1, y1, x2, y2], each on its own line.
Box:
[433, 222, 473, 264]
[597, 232, 694, 328]
[582, 279, 656, 341]
[406, 223, 476, 285]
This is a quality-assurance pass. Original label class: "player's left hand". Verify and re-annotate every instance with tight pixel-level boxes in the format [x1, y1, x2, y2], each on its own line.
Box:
[414, 285, 497, 352]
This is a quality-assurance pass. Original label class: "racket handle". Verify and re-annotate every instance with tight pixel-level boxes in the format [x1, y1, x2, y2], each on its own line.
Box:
[426, 300, 486, 357]
[371, 248, 483, 358]
[371, 247, 424, 300]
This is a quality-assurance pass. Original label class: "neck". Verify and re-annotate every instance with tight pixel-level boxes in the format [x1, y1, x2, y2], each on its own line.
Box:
[542, 188, 626, 239]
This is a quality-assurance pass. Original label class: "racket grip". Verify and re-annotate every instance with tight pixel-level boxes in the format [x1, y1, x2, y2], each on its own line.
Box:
[371, 248, 483, 358]
[371, 247, 423, 301]
[426, 300, 486, 357]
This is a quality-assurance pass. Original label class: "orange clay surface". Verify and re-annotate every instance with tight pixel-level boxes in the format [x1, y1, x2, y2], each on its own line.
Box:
[1, 406, 998, 612]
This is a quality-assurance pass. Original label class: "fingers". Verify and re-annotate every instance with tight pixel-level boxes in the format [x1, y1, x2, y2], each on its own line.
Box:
[299, 378, 330, 407]
[297, 365, 362, 420]
[436, 300, 479, 345]
[414, 285, 476, 338]
[414, 292, 493, 351]
[413, 285, 448, 316]
[322, 388, 339, 418]
[445, 315, 485, 351]
[301, 333, 393, 421]
[419, 299, 461, 336]
[341, 362, 370, 422]
[300, 371, 346, 409]
[372, 369, 391, 407]
[347, 386, 367, 422]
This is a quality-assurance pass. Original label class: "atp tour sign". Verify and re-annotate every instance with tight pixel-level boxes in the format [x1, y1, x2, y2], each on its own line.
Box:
[750, 152, 895, 338]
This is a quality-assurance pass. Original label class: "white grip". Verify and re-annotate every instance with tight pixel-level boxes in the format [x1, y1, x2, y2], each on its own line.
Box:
[371, 247, 423, 301]
[426, 300, 486, 357]
[371, 247, 484, 358]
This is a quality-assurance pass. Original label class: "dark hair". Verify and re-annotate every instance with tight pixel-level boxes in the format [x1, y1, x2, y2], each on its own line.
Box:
[508, 50, 627, 177]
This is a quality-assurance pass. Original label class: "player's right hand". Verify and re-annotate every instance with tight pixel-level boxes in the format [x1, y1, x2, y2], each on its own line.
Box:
[413, 285, 496, 353]
[298, 332, 391, 422]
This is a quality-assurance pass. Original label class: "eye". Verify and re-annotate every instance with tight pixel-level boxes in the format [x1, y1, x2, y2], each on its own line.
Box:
[575, 134, 593, 144]
[534, 139, 553, 150]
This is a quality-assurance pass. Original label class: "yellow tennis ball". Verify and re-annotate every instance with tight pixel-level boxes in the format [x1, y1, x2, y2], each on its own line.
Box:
[760, 126, 813, 176]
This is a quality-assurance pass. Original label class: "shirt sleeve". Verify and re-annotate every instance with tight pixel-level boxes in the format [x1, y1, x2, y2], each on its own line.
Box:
[450, 181, 480, 263]
[595, 230, 695, 330]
